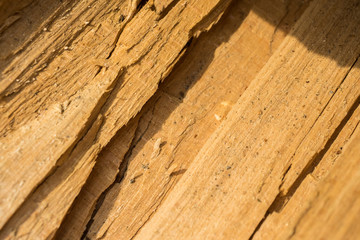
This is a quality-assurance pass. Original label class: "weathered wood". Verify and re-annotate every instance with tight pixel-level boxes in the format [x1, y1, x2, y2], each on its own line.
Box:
[260, 125, 360, 240]
[285, 128, 360, 239]
[253, 95, 360, 239]
[0, 0, 233, 237]
[1, 0, 359, 239]
[81, 0, 312, 239]
[0, 0, 129, 228]
[0, 114, 103, 239]
[55, 116, 139, 240]
[131, 0, 360, 238]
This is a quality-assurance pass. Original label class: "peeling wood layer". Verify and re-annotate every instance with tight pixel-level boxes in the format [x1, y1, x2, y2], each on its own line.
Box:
[0, 0, 233, 236]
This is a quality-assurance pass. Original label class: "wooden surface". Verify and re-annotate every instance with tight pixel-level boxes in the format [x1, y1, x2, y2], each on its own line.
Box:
[132, 0, 360, 238]
[80, 0, 313, 239]
[0, 0, 232, 238]
[0, 0, 359, 239]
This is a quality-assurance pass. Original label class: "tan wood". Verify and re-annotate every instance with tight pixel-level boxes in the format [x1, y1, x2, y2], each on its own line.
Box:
[253, 101, 360, 239]
[0, 0, 232, 237]
[80, 0, 312, 239]
[256, 126, 360, 240]
[55, 116, 140, 240]
[287, 128, 360, 240]
[131, 0, 360, 238]
[0, 0, 359, 239]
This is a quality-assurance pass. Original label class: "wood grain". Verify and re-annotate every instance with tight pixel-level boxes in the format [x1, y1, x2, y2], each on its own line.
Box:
[82, 0, 312, 239]
[0, 0, 359, 239]
[132, 0, 360, 238]
[0, 0, 232, 237]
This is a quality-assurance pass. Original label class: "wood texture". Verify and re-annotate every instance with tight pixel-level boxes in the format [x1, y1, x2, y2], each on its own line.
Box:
[80, 1, 312, 239]
[0, 0, 232, 238]
[56, 116, 140, 240]
[285, 127, 360, 240]
[0, 0, 359, 239]
[131, 0, 360, 238]
[253, 97, 360, 239]
[256, 125, 360, 240]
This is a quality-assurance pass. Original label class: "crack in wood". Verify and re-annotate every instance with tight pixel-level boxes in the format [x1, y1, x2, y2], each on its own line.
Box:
[156, 0, 181, 21]
[249, 55, 360, 240]
[80, 97, 159, 239]
[106, 0, 150, 60]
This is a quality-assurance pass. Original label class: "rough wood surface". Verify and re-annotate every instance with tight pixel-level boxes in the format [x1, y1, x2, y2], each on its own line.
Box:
[78, 1, 312, 239]
[284, 128, 360, 240]
[253, 97, 360, 239]
[0, 0, 359, 239]
[256, 126, 360, 240]
[55, 116, 139, 240]
[0, 0, 232, 237]
[130, 0, 360, 238]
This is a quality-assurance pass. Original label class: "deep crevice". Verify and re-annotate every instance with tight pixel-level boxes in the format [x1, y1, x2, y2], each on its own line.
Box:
[80, 97, 159, 239]
[1, 66, 125, 239]
[115, 97, 159, 184]
[156, 0, 181, 21]
[137, 0, 150, 10]
[79, 31, 197, 239]
[79, 30, 197, 239]
[106, 0, 150, 60]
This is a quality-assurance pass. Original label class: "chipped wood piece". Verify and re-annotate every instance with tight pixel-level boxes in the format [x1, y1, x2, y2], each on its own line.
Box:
[153, 0, 177, 16]
[0, 65, 124, 229]
[283, 127, 360, 240]
[0, 114, 104, 239]
[131, 0, 360, 239]
[84, 0, 311, 239]
[0, 0, 130, 228]
[253, 100, 360, 239]
[0, 0, 233, 235]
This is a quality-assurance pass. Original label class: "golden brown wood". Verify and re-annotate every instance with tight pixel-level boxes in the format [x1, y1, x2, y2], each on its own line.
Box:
[0, 0, 359, 239]
[131, 0, 360, 238]
[0, 0, 232, 237]
[253, 102, 360, 239]
[81, 0, 312, 239]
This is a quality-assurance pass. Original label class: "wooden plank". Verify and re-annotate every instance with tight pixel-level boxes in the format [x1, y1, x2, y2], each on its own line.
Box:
[81, 0, 312, 239]
[0, 0, 233, 237]
[129, 0, 360, 239]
